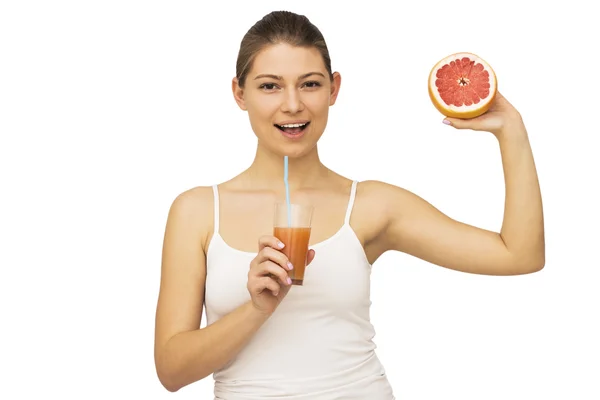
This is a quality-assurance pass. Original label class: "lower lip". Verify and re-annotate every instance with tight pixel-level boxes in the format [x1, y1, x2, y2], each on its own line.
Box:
[277, 124, 309, 140]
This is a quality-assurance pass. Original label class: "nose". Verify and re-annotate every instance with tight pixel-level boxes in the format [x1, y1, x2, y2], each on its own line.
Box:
[280, 88, 304, 114]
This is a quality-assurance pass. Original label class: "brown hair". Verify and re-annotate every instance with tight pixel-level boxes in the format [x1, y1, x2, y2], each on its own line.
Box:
[235, 11, 333, 88]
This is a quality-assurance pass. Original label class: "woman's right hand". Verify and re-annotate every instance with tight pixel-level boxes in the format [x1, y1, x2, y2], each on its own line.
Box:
[247, 235, 315, 316]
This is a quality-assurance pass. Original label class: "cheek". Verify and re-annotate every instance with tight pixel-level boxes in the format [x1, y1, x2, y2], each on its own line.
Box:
[247, 96, 279, 119]
[312, 87, 331, 102]
[304, 94, 330, 116]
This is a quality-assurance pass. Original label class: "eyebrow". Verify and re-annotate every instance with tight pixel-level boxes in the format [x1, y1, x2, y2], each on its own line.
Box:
[253, 72, 326, 81]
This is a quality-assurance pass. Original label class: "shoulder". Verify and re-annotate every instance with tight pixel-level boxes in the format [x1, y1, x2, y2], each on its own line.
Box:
[355, 179, 428, 230]
[356, 179, 415, 211]
[168, 185, 215, 217]
[354, 179, 441, 255]
[349, 180, 413, 242]
[165, 185, 217, 252]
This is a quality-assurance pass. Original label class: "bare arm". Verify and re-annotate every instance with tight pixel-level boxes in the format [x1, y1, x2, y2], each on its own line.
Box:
[378, 93, 545, 275]
[153, 188, 270, 392]
[495, 124, 545, 271]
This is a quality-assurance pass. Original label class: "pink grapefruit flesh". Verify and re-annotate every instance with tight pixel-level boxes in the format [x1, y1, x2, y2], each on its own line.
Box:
[428, 52, 497, 119]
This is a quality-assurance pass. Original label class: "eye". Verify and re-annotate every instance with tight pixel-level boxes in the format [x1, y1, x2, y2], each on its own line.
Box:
[302, 81, 322, 89]
[259, 83, 279, 91]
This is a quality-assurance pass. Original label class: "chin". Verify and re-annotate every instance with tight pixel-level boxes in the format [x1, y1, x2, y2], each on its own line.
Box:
[255, 125, 322, 158]
[283, 146, 315, 159]
[264, 140, 317, 160]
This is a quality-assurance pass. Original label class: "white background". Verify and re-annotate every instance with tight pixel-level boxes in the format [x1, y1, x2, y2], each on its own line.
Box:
[1, 0, 599, 399]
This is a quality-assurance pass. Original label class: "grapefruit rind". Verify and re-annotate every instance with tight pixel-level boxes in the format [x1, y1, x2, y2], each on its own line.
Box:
[428, 52, 497, 119]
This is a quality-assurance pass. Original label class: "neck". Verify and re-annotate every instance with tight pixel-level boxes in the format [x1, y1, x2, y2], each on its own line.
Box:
[241, 143, 329, 191]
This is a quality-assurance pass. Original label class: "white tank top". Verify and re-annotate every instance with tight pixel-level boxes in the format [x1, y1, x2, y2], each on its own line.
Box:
[204, 181, 395, 399]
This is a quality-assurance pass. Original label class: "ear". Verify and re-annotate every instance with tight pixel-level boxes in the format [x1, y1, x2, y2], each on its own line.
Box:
[329, 72, 342, 106]
[232, 77, 247, 111]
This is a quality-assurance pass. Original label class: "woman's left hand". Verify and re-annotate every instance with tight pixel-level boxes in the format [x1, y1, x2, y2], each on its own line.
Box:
[442, 91, 524, 139]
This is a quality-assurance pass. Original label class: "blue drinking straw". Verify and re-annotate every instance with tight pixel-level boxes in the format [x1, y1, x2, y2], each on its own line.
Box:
[284, 156, 291, 227]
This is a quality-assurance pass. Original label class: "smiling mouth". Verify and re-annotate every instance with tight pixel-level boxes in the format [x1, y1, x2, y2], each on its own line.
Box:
[274, 122, 310, 135]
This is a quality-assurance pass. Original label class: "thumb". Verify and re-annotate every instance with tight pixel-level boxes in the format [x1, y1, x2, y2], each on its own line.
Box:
[306, 249, 316, 266]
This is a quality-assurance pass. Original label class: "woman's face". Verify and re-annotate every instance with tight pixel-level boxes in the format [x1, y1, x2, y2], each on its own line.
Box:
[233, 43, 341, 158]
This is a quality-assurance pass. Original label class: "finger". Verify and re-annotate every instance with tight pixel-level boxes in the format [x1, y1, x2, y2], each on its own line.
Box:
[257, 260, 292, 286]
[444, 114, 496, 131]
[253, 276, 281, 296]
[306, 249, 316, 266]
[255, 246, 292, 271]
[249, 258, 292, 287]
[442, 117, 477, 130]
[258, 235, 286, 253]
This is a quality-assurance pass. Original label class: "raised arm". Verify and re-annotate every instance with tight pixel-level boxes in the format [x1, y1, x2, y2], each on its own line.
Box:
[377, 92, 545, 275]
[153, 188, 270, 392]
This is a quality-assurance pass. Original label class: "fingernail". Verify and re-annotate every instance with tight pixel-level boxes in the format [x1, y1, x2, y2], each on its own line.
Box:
[278, 241, 285, 248]
[442, 119, 452, 125]
[287, 262, 293, 270]
[287, 277, 292, 285]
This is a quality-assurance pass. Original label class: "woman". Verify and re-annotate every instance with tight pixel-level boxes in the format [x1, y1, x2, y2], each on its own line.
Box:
[154, 10, 545, 399]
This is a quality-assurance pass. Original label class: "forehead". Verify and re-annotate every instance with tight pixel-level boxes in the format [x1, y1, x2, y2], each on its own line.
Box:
[251, 43, 326, 78]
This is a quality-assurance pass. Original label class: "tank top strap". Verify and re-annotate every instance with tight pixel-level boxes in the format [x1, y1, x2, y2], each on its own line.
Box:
[344, 180, 358, 225]
[212, 184, 220, 233]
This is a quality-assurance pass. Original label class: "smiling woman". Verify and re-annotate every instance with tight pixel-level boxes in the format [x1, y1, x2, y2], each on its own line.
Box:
[153, 9, 545, 400]
[232, 40, 341, 156]
[256, 72, 323, 138]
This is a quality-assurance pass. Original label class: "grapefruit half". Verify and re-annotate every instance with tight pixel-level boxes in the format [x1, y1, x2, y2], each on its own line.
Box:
[428, 52, 497, 119]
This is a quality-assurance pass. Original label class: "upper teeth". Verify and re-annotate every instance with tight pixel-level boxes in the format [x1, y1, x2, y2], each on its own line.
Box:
[280, 123, 307, 128]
